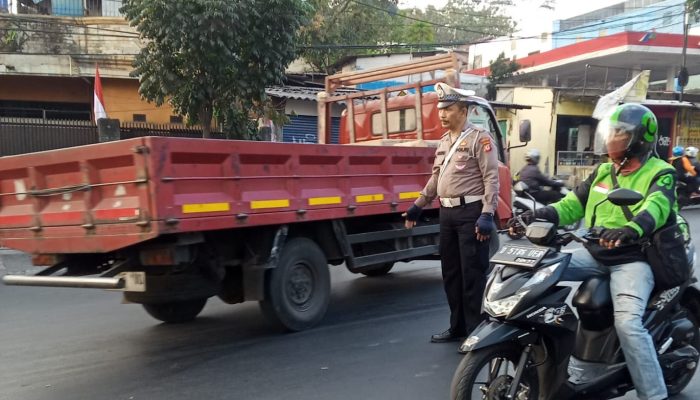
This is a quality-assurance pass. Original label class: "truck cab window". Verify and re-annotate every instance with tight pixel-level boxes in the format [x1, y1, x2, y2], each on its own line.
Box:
[371, 108, 417, 135]
[468, 104, 504, 161]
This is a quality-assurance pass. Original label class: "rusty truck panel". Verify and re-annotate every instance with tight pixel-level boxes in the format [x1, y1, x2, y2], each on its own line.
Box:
[0, 136, 434, 254]
[0, 138, 155, 253]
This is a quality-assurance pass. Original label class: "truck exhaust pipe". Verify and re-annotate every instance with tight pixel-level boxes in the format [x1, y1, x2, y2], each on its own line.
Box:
[2, 272, 146, 291]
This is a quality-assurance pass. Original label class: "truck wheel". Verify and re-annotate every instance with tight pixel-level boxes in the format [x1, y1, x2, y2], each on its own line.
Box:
[142, 298, 207, 323]
[259, 237, 331, 331]
[360, 262, 395, 277]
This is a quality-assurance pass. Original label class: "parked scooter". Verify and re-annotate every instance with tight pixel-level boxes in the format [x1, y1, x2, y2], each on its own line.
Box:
[450, 188, 700, 400]
[508, 181, 581, 240]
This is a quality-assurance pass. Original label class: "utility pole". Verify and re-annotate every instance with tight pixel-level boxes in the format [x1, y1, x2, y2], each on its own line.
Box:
[680, 3, 690, 101]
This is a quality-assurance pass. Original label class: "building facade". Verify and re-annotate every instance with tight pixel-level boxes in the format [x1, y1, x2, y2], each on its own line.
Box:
[1, 2, 180, 124]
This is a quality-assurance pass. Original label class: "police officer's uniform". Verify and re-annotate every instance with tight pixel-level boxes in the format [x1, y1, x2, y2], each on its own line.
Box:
[413, 83, 500, 340]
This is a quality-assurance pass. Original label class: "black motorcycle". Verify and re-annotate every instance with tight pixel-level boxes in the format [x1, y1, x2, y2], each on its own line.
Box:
[677, 180, 700, 210]
[450, 188, 700, 400]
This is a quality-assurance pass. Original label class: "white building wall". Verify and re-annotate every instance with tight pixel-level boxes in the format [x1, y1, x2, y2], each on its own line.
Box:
[503, 87, 556, 175]
[468, 35, 553, 72]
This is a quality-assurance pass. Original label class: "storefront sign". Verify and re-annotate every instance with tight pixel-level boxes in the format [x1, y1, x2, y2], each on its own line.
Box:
[688, 110, 700, 138]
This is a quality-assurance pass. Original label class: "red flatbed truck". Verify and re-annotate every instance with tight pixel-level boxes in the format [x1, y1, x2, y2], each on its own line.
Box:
[0, 53, 528, 330]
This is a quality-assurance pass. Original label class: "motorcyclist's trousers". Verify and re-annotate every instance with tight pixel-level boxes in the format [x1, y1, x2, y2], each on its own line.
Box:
[562, 249, 667, 400]
[438, 201, 490, 336]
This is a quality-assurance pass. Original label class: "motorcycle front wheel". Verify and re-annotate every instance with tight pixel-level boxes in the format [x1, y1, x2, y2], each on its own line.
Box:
[450, 343, 539, 400]
[665, 311, 700, 395]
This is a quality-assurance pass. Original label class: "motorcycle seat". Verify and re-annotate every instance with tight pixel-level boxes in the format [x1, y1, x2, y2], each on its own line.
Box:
[574, 276, 667, 312]
[573, 276, 611, 310]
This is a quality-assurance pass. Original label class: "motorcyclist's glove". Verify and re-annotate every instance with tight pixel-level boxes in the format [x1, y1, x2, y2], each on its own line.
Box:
[405, 204, 423, 222]
[476, 213, 495, 235]
[600, 226, 639, 244]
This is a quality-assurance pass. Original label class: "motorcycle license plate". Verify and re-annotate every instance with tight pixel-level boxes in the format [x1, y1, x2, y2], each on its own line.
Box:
[490, 244, 548, 267]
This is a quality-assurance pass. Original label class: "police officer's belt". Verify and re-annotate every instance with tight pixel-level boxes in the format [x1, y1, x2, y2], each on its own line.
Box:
[439, 195, 482, 208]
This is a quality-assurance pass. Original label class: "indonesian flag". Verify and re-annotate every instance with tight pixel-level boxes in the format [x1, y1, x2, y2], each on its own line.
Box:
[93, 65, 107, 122]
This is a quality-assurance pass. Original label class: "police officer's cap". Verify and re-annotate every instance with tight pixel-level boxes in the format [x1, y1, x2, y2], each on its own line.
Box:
[435, 82, 476, 109]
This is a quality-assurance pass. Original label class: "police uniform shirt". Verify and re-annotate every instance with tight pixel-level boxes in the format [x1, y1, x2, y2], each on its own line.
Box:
[415, 123, 500, 214]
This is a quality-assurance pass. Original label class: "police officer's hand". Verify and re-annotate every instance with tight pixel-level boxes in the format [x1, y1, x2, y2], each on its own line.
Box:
[599, 226, 639, 249]
[402, 204, 422, 229]
[475, 213, 494, 241]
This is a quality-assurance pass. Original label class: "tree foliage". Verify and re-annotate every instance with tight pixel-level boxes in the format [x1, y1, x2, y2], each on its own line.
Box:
[412, 1, 516, 44]
[121, 0, 311, 138]
[300, 0, 399, 73]
[300, 0, 516, 74]
[487, 52, 520, 100]
[689, 0, 700, 16]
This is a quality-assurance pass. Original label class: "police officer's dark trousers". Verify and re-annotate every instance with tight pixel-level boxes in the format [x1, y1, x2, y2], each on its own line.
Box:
[438, 201, 490, 336]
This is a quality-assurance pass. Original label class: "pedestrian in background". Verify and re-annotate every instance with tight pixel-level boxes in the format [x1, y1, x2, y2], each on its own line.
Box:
[403, 82, 500, 343]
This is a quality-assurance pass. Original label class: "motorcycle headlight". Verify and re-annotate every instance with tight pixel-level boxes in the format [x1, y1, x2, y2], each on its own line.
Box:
[483, 263, 560, 318]
[483, 290, 529, 317]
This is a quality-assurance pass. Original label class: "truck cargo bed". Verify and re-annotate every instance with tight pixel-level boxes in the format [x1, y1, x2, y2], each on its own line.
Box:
[0, 137, 434, 254]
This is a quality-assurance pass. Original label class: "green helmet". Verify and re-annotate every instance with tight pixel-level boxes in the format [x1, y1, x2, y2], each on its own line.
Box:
[596, 103, 658, 161]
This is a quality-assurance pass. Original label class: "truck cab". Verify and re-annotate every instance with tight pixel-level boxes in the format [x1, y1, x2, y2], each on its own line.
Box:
[321, 54, 523, 228]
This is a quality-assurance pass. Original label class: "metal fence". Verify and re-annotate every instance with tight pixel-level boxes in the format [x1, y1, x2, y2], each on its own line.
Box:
[0, 118, 223, 157]
[8, 0, 124, 17]
[556, 151, 602, 176]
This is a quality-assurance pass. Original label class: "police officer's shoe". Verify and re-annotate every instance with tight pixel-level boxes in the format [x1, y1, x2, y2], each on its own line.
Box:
[430, 328, 465, 343]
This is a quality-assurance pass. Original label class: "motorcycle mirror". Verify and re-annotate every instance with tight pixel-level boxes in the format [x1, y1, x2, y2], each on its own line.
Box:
[525, 221, 555, 245]
[519, 120, 531, 143]
[607, 188, 644, 206]
[513, 181, 529, 194]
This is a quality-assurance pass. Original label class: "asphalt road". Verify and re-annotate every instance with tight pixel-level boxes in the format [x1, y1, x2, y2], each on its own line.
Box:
[2, 210, 700, 400]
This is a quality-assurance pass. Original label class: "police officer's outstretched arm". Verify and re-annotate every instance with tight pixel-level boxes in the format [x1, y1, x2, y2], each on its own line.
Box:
[475, 132, 499, 241]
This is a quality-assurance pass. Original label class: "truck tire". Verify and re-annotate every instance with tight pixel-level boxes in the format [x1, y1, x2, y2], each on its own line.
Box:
[259, 237, 331, 331]
[142, 298, 207, 323]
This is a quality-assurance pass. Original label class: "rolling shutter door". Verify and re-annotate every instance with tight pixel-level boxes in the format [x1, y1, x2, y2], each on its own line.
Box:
[282, 115, 339, 144]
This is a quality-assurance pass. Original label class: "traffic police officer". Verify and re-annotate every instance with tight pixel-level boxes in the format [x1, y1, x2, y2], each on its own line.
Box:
[404, 82, 500, 343]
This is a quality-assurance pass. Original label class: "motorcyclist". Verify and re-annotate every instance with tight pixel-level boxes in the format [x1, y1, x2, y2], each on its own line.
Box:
[517, 148, 565, 205]
[671, 146, 699, 199]
[518, 103, 675, 400]
[686, 146, 700, 177]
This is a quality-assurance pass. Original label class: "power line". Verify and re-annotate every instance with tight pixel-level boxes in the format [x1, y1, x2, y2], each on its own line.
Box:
[350, 0, 503, 37]
[0, 26, 141, 39]
[0, 3, 686, 52]
[551, 4, 679, 33]
[302, 41, 468, 50]
[0, 51, 140, 56]
[483, 8, 684, 44]
[0, 14, 140, 37]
